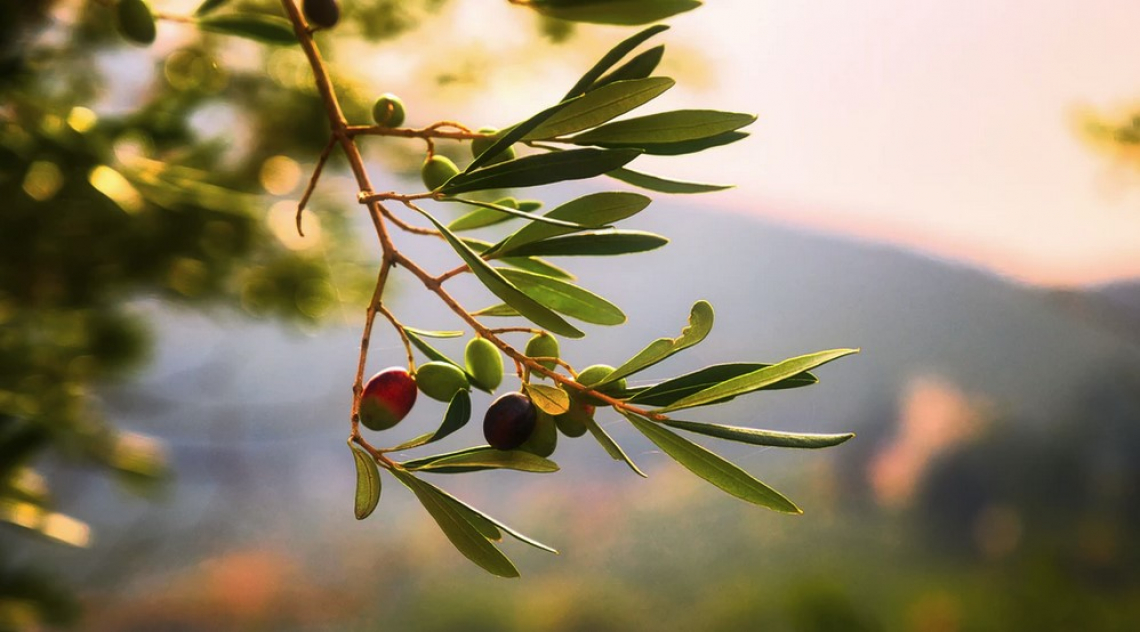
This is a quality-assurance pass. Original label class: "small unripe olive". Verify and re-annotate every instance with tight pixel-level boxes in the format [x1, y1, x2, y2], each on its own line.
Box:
[117, 0, 156, 45]
[421, 155, 459, 191]
[525, 333, 560, 372]
[575, 364, 626, 406]
[415, 361, 470, 402]
[371, 93, 405, 128]
[359, 367, 417, 431]
[483, 392, 537, 450]
[554, 393, 593, 438]
[470, 127, 516, 165]
[303, 0, 340, 29]
[465, 337, 503, 391]
[519, 409, 558, 457]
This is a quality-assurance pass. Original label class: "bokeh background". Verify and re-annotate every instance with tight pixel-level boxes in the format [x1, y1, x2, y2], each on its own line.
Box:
[3, 0, 1140, 630]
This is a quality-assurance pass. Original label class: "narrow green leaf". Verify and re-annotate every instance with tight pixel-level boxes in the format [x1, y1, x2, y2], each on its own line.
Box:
[584, 418, 646, 477]
[443, 197, 592, 231]
[465, 98, 583, 173]
[629, 363, 818, 407]
[588, 131, 750, 156]
[524, 384, 571, 416]
[596, 300, 714, 386]
[499, 268, 625, 325]
[660, 420, 855, 449]
[530, 0, 702, 28]
[403, 327, 464, 339]
[591, 45, 665, 90]
[607, 167, 732, 194]
[404, 446, 559, 474]
[492, 230, 668, 258]
[571, 110, 755, 145]
[472, 304, 521, 318]
[624, 414, 801, 513]
[194, 0, 230, 16]
[350, 444, 381, 520]
[405, 330, 465, 371]
[658, 349, 859, 412]
[561, 24, 670, 100]
[197, 14, 296, 45]
[500, 256, 576, 280]
[410, 209, 585, 338]
[489, 191, 651, 257]
[430, 389, 472, 443]
[525, 77, 675, 140]
[441, 149, 642, 195]
[447, 198, 542, 232]
[391, 470, 519, 577]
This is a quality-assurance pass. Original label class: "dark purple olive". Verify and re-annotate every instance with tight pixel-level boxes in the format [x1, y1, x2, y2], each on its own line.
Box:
[483, 392, 537, 450]
[303, 0, 340, 29]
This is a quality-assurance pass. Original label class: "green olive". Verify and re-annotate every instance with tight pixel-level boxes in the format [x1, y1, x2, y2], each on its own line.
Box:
[117, 0, 156, 45]
[575, 364, 625, 406]
[465, 337, 503, 391]
[525, 332, 560, 372]
[519, 409, 558, 457]
[554, 392, 592, 438]
[420, 155, 459, 191]
[470, 127, 516, 165]
[415, 361, 470, 402]
[371, 93, 406, 128]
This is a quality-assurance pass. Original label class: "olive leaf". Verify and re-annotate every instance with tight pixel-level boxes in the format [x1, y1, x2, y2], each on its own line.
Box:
[410, 208, 585, 338]
[403, 446, 559, 474]
[441, 149, 642, 195]
[498, 268, 626, 326]
[595, 300, 714, 387]
[490, 230, 668, 258]
[472, 304, 521, 318]
[194, 0, 231, 16]
[656, 348, 859, 412]
[589, 131, 750, 156]
[562, 24, 670, 100]
[197, 14, 297, 45]
[464, 98, 585, 173]
[403, 327, 464, 339]
[659, 420, 855, 449]
[623, 413, 801, 513]
[442, 198, 592, 230]
[607, 167, 732, 194]
[584, 417, 646, 477]
[523, 384, 571, 416]
[591, 45, 666, 90]
[487, 191, 651, 258]
[570, 110, 756, 146]
[524, 77, 676, 140]
[527, 0, 701, 28]
[350, 444, 381, 520]
[448, 199, 543, 232]
[628, 362, 819, 407]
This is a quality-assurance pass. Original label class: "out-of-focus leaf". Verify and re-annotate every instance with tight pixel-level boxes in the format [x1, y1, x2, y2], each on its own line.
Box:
[489, 191, 651, 257]
[529, 0, 702, 28]
[403, 327, 464, 339]
[624, 414, 801, 513]
[411, 209, 585, 338]
[499, 268, 625, 325]
[525, 78, 675, 140]
[629, 363, 818, 407]
[660, 420, 855, 449]
[441, 149, 642, 195]
[524, 383, 571, 415]
[403, 446, 559, 473]
[443, 198, 591, 230]
[595, 300, 713, 386]
[589, 131, 749, 156]
[571, 110, 755, 145]
[350, 444, 381, 520]
[584, 418, 646, 477]
[391, 469, 519, 577]
[197, 14, 297, 45]
[493, 230, 667, 258]
[607, 167, 732, 194]
[658, 348, 859, 412]
[562, 24, 670, 100]
[591, 45, 665, 90]
[194, 0, 231, 16]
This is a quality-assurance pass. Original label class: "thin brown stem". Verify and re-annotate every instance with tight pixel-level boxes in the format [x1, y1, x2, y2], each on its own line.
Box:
[377, 304, 416, 371]
[346, 125, 484, 141]
[296, 136, 336, 236]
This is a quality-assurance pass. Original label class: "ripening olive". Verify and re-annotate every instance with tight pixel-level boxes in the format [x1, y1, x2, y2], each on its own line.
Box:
[415, 361, 470, 402]
[470, 127, 516, 165]
[421, 155, 459, 191]
[519, 409, 558, 457]
[483, 392, 537, 450]
[359, 367, 417, 431]
[575, 364, 626, 406]
[464, 337, 503, 391]
[117, 0, 156, 45]
[371, 93, 406, 128]
[554, 393, 593, 438]
[303, 0, 340, 29]
[524, 332, 560, 372]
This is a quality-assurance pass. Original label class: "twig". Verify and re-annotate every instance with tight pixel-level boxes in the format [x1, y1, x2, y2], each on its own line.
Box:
[296, 136, 336, 236]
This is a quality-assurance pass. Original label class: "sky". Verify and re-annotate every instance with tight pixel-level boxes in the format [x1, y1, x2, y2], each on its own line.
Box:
[419, 0, 1140, 287]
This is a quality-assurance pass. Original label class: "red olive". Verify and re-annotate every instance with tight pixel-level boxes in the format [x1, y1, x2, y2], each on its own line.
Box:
[359, 367, 417, 431]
